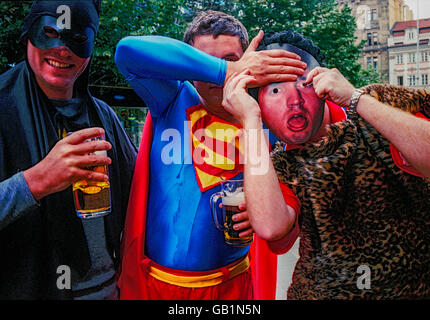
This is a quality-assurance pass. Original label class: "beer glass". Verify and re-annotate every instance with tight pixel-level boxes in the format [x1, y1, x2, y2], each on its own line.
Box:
[210, 179, 253, 247]
[71, 134, 111, 219]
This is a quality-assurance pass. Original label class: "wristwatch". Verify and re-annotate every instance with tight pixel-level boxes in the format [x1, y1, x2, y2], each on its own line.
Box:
[349, 89, 364, 111]
[349, 88, 365, 112]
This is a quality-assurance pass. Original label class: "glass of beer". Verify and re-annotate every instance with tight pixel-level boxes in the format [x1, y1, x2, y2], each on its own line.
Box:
[71, 134, 111, 219]
[210, 178, 253, 247]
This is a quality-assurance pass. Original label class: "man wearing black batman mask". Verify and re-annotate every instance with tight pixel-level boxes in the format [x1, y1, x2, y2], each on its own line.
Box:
[0, 1, 137, 299]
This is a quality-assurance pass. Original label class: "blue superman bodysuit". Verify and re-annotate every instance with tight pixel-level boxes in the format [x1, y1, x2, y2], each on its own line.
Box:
[115, 36, 248, 271]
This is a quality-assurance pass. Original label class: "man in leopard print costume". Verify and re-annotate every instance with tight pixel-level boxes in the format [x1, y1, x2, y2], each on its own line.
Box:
[222, 30, 430, 299]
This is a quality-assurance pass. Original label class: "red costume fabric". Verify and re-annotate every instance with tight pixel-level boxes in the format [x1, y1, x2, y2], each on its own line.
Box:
[390, 111, 428, 177]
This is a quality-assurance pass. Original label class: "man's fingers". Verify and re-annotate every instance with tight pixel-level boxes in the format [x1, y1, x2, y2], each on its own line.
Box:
[232, 210, 248, 222]
[309, 70, 334, 100]
[252, 52, 305, 70]
[65, 127, 105, 145]
[227, 69, 249, 83]
[313, 79, 330, 100]
[305, 68, 318, 84]
[225, 71, 255, 92]
[72, 139, 112, 155]
[235, 74, 258, 90]
[309, 71, 326, 88]
[247, 30, 264, 52]
[239, 228, 254, 238]
[233, 219, 251, 231]
[263, 49, 302, 61]
[265, 57, 307, 69]
[249, 74, 298, 88]
[305, 66, 330, 84]
[75, 154, 112, 168]
[264, 65, 306, 76]
[72, 167, 109, 183]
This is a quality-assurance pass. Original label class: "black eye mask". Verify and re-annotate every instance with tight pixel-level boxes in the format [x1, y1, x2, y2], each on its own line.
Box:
[21, 0, 100, 58]
[28, 15, 95, 58]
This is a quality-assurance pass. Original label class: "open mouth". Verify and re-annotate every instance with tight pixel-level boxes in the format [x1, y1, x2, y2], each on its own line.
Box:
[287, 113, 308, 132]
[45, 59, 74, 69]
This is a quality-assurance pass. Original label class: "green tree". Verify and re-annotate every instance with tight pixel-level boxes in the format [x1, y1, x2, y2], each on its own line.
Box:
[300, 2, 381, 87]
[0, 0, 188, 86]
[183, 0, 240, 21]
[237, 0, 381, 87]
[0, 1, 32, 73]
[91, 0, 187, 86]
[0, 0, 381, 88]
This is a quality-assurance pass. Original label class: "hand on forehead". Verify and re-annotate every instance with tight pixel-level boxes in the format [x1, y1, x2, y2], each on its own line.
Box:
[256, 43, 325, 145]
[265, 43, 321, 79]
[258, 43, 323, 103]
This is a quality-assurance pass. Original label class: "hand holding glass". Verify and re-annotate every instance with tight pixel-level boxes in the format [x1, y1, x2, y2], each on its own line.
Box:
[210, 179, 253, 247]
[70, 134, 111, 219]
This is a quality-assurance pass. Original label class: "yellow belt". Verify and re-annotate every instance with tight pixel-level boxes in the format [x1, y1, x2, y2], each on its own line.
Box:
[148, 256, 250, 288]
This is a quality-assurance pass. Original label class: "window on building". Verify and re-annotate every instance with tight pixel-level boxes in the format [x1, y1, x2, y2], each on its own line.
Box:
[396, 54, 404, 64]
[397, 76, 404, 86]
[367, 57, 372, 69]
[408, 75, 417, 86]
[373, 32, 378, 45]
[408, 31, 415, 40]
[367, 33, 372, 46]
[408, 53, 416, 63]
[422, 74, 428, 86]
[370, 9, 377, 21]
[373, 56, 378, 70]
[422, 51, 428, 62]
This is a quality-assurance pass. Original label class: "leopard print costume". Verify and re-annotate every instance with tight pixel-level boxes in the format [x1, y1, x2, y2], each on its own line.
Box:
[272, 84, 430, 299]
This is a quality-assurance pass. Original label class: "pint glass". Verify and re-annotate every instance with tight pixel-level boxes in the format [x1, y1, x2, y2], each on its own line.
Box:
[71, 134, 111, 219]
[210, 179, 253, 247]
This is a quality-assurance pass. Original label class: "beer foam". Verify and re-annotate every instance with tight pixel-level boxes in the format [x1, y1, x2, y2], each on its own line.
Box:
[222, 191, 245, 206]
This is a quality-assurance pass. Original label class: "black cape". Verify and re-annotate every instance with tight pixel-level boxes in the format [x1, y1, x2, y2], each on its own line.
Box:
[0, 61, 137, 299]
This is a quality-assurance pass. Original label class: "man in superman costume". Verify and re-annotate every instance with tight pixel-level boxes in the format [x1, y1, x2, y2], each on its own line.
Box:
[115, 11, 305, 300]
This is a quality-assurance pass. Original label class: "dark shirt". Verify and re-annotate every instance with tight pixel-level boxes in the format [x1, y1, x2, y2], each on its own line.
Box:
[0, 61, 137, 299]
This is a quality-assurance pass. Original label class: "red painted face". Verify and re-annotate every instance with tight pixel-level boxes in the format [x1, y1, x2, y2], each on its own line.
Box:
[258, 46, 324, 145]
[27, 39, 90, 99]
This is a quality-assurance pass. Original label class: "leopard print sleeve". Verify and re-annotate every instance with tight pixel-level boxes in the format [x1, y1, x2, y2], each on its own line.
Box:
[360, 83, 430, 117]
[270, 141, 289, 186]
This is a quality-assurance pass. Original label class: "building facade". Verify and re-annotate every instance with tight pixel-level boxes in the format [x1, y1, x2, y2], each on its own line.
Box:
[337, 0, 413, 82]
[388, 19, 430, 89]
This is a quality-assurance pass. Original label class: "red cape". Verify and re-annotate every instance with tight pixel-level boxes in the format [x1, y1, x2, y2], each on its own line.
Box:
[118, 111, 278, 300]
